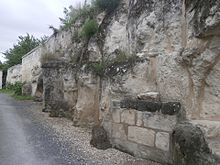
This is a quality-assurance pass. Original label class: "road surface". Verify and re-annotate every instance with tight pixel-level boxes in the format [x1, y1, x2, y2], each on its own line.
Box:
[0, 94, 85, 165]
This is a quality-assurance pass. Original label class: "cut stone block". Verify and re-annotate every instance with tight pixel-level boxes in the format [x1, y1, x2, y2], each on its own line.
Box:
[112, 123, 127, 140]
[137, 92, 160, 101]
[143, 113, 177, 132]
[156, 132, 170, 151]
[128, 126, 155, 147]
[136, 111, 143, 126]
[121, 110, 136, 125]
[112, 109, 121, 123]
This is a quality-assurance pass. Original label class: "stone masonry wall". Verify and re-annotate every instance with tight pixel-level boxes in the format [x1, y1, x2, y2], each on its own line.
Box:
[103, 98, 181, 164]
[7, 0, 220, 164]
[21, 29, 73, 96]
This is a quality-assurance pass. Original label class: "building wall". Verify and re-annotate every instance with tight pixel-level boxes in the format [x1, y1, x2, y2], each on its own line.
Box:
[6, 64, 22, 84]
[21, 28, 73, 96]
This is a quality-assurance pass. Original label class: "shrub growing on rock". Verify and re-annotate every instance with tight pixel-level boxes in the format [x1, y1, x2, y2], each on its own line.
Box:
[81, 19, 98, 38]
[6, 82, 23, 95]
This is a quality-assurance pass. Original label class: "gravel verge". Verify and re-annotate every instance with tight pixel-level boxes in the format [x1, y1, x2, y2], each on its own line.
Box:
[28, 102, 161, 165]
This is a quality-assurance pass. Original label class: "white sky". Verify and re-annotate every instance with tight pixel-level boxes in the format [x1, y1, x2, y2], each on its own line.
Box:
[0, 0, 84, 63]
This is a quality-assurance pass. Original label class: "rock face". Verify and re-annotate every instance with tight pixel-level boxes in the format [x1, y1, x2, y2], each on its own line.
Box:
[173, 122, 220, 165]
[90, 126, 112, 150]
[188, 0, 220, 37]
[7, 0, 220, 164]
[42, 60, 99, 126]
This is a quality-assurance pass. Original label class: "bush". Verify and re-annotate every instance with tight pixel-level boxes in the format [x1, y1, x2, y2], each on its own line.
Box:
[6, 82, 23, 95]
[94, 0, 120, 12]
[13, 82, 23, 95]
[88, 62, 106, 77]
[58, 4, 98, 31]
[81, 19, 98, 38]
[115, 50, 128, 63]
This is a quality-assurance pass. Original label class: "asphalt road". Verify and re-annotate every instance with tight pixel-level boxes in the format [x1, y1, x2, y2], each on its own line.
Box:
[0, 94, 85, 165]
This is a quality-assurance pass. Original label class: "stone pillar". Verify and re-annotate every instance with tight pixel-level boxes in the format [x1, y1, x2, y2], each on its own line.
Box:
[42, 60, 67, 117]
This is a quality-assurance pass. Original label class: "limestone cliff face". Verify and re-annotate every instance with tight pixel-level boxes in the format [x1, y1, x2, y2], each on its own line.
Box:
[14, 0, 220, 164]
[96, 0, 220, 120]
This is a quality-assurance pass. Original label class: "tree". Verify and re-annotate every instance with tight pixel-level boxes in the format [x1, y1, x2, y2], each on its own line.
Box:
[3, 34, 42, 69]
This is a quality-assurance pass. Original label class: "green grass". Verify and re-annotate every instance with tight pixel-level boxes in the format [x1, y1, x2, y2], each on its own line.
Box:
[0, 88, 14, 95]
[0, 89, 33, 101]
[13, 95, 33, 101]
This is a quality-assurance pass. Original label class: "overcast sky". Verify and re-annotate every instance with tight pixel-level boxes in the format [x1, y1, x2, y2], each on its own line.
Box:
[0, 0, 84, 62]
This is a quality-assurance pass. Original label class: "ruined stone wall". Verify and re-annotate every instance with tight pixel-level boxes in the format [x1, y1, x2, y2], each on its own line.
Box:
[97, 0, 220, 163]
[100, 94, 180, 163]
[21, 28, 74, 96]
[7, 0, 220, 163]
[21, 47, 42, 96]
[6, 64, 22, 84]
[93, 0, 220, 121]
[42, 61, 100, 127]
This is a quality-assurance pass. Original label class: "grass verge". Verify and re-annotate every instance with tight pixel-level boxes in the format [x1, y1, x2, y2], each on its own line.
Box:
[0, 89, 33, 101]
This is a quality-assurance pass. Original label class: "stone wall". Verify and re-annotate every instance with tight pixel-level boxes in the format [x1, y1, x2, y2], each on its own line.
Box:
[102, 98, 180, 164]
[6, 0, 220, 164]
[21, 28, 74, 96]
[42, 60, 100, 127]
[6, 64, 22, 84]
[0, 70, 2, 89]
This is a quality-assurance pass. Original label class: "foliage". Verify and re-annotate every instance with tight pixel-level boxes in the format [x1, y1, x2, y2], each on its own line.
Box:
[88, 62, 106, 77]
[13, 95, 33, 100]
[3, 34, 44, 70]
[52, 2, 98, 32]
[0, 62, 4, 70]
[87, 49, 138, 77]
[114, 50, 128, 63]
[0, 82, 33, 100]
[49, 25, 59, 35]
[6, 82, 23, 95]
[80, 19, 98, 38]
[40, 35, 49, 44]
[0, 88, 33, 100]
[93, 0, 120, 12]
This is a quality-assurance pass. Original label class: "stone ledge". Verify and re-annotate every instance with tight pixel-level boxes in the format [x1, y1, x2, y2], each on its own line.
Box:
[120, 99, 181, 115]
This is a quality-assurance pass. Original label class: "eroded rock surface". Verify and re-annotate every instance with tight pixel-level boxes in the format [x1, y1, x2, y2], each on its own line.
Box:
[6, 0, 220, 164]
[173, 122, 220, 165]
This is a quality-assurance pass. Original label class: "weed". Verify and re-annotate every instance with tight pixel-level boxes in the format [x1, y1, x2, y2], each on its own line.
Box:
[88, 62, 106, 77]
[80, 19, 98, 39]
[6, 82, 22, 95]
[0, 82, 33, 100]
